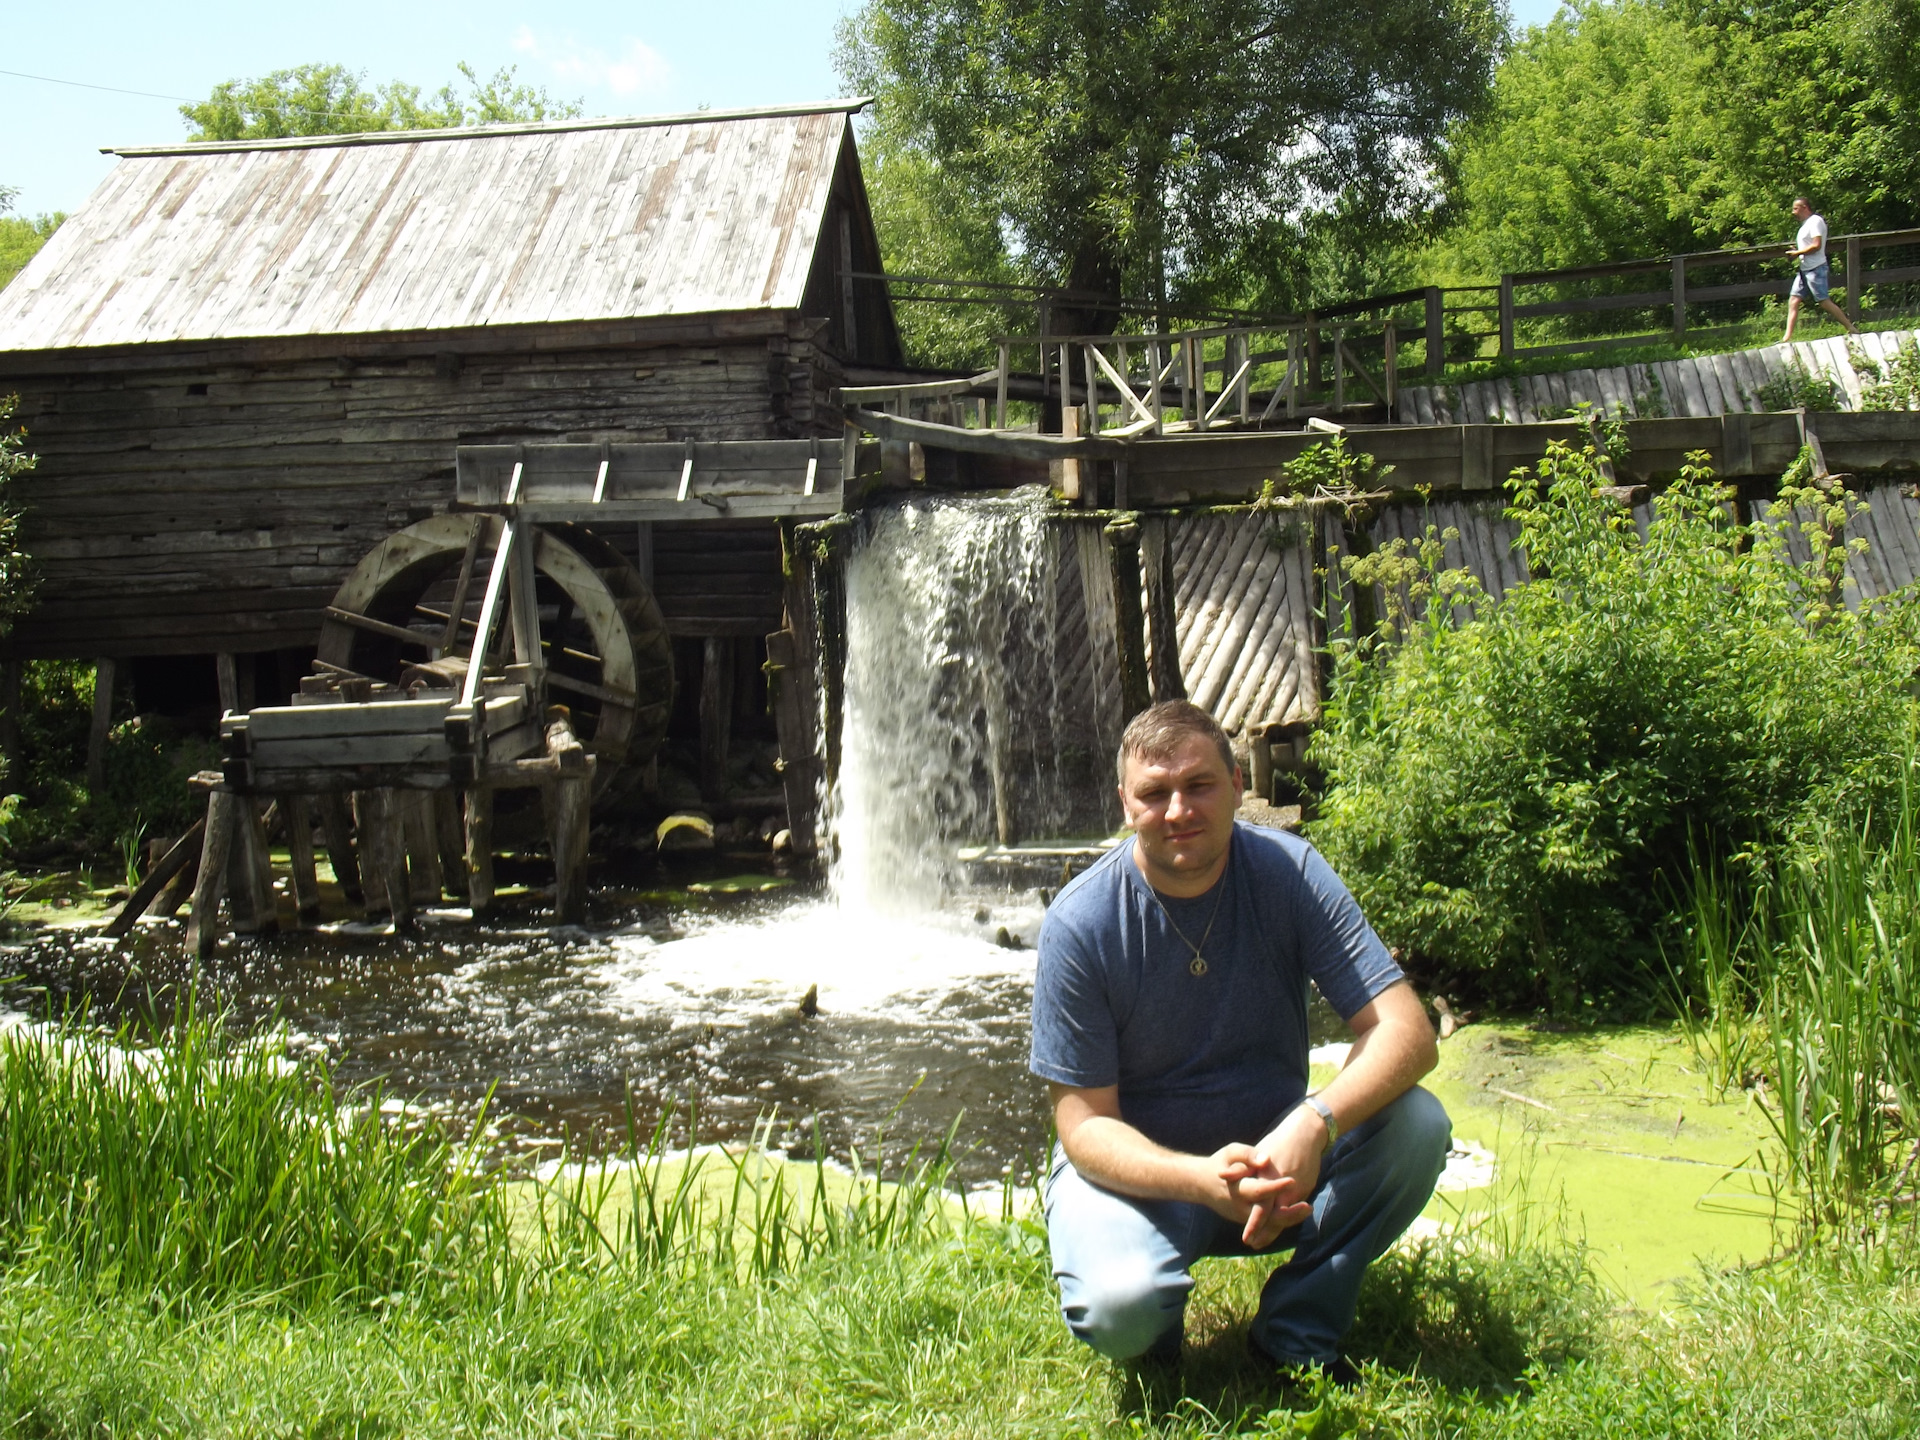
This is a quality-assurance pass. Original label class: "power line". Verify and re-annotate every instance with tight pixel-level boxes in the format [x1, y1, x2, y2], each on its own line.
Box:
[0, 67, 195, 105]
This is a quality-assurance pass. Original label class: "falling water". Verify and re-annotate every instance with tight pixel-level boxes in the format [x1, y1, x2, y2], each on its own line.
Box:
[830, 488, 1120, 913]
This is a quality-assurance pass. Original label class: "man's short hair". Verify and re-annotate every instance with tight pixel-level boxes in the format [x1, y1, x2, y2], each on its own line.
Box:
[1116, 700, 1237, 784]
[1793, 195, 1813, 208]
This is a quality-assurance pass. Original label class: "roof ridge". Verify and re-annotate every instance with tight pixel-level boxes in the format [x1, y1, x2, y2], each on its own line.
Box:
[103, 97, 872, 158]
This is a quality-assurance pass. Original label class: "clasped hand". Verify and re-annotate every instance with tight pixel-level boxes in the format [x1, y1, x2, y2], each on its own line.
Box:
[1208, 1119, 1322, 1249]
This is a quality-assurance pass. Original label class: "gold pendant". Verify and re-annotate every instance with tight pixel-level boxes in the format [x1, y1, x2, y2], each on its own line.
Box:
[1189, 956, 1208, 977]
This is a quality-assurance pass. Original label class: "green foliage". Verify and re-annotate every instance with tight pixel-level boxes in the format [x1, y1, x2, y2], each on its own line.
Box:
[0, 187, 63, 292]
[1259, 435, 1395, 503]
[1676, 770, 1920, 1241]
[836, 0, 1504, 321]
[1309, 443, 1920, 1012]
[0, 396, 32, 633]
[1756, 356, 1844, 412]
[1429, 0, 1920, 278]
[182, 61, 581, 142]
[1857, 337, 1920, 411]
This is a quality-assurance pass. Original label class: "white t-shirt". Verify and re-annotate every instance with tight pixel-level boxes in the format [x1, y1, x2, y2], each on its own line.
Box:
[1798, 214, 1828, 272]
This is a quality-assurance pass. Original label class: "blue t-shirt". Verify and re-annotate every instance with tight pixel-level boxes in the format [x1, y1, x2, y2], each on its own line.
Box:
[1029, 822, 1403, 1156]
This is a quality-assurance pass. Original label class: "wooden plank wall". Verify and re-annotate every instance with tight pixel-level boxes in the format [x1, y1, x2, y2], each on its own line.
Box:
[0, 315, 838, 659]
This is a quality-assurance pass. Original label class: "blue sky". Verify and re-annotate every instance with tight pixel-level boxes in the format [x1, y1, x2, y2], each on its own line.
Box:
[5, 1, 1566, 219]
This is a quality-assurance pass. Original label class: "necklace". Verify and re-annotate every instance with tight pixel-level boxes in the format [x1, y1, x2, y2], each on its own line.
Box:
[1142, 859, 1229, 977]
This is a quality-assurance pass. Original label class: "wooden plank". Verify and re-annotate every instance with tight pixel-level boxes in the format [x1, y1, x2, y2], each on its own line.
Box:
[251, 733, 450, 768]
[248, 697, 456, 740]
[106, 818, 206, 938]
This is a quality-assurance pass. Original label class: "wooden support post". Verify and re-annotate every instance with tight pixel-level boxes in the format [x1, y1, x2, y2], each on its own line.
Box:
[107, 817, 205, 939]
[545, 711, 592, 925]
[1083, 344, 1100, 437]
[1105, 517, 1152, 722]
[1236, 333, 1251, 421]
[1332, 326, 1347, 412]
[1425, 287, 1446, 378]
[215, 652, 239, 717]
[1147, 340, 1163, 430]
[0, 660, 17, 783]
[995, 342, 1010, 429]
[1498, 277, 1515, 359]
[283, 795, 322, 924]
[433, 791, 467, 898]
[700, 636, 735, 800]
[402, 792, 442, 905]
[1059, 402, 1082, 501]
[153, 843, 200, 921]
[799, 514, 853, 796]
[1182, 337, 1197, 428]
[633, 522, 655, 592]
[1250, 726, 1275, 804]
[1142, 519, 1186, 703]
[86, 657, 115, 794]
[1846, 235, 1864, 325]
[187, 791, 237, 959]
[1383, 318, 1398, 416]
[1306, 322, 1322, 400]
[465, 787, 496, 917]
[1287, 329, 1301, 419]
[227, 798, 278, 936]
[363, 789, 414, 932]
[317, 794, 364, 906]
[1671, 254, 1688, 342]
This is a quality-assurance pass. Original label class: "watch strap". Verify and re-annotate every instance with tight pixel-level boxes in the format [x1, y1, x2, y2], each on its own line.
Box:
[1302, 1094, 1338, 1152]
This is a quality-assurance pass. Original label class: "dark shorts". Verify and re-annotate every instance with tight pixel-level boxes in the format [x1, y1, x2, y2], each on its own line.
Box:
[1792, 263, 1831, 303]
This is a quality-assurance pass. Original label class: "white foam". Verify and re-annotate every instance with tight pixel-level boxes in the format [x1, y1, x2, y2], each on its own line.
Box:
[591, 900, 1039, 1025]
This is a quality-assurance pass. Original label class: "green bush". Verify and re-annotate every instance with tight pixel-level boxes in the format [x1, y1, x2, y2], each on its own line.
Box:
[1309, 442, 1920, 1013]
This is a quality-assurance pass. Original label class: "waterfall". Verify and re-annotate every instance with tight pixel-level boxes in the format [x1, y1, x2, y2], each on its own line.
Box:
[830, 488, 1119, 913]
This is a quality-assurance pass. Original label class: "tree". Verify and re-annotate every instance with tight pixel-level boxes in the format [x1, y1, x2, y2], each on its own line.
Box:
[1428, 0, 1920, 277]
[0, 187, 64, 293]
[182, 61, 581, 142]
[836, 0, 1506, 332]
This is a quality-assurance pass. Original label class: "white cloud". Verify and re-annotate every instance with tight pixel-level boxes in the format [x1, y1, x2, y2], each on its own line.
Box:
[511, 27, 671, 99]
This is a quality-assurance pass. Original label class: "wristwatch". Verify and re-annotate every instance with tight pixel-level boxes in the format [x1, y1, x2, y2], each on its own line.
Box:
[1300, 1094, 1338, 1153]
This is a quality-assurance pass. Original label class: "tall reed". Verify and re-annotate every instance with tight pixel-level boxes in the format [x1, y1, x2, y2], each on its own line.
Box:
[1677, 770, 1920, 1239]
[0, 1001, 492, 1310]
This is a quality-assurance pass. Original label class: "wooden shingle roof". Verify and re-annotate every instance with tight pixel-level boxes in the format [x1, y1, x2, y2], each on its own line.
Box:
[0, 100, 867, 352]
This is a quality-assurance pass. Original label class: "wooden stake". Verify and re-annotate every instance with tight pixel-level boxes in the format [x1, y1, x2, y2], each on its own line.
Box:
[86, 657, 115, 794]
[283, 794, 322, 924]
[465, 787, 496, 917]
[545, 711, 591, 925]
[353, 792, 391, 919]
[215, 652, 239, 717]
[433, 791, 468, 897]
[1106, 518, 1153, 721]
[187, 791, 236, 958]
[317, 794, 364, 907]
[1142, 520, 1187, 703]
[700, 636, 735, 800]
[365, 788, 415, 933]
[106, 817, 204, 939]
[402, 792, 443, 904]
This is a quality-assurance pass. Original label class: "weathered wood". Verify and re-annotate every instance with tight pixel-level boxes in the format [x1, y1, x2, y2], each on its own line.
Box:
[282, 794, 322, 923]
[402, 791, 443, 904]
[86, 657, 115, 793]
[544, 712, 592, 925]
[465, 787, 496, 916]
[362, 788, 415, 931]
[153, 840, 201, 920]
[433, 790, 467, 898]
[1141, 520, 1186, 703]
[215, 653, 239, 715]
[1105, 518, 1152, 722]
[106, 817, 205, 938]
[308, 792, 360, 907]
[187, 791, 236, 958]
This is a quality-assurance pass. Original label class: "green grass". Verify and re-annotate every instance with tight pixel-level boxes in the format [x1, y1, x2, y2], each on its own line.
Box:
[0, 1008, 1916, 1436]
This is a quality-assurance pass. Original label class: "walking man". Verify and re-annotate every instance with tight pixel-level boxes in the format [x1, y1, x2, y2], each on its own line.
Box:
[1782, 196, 1857, 341]
[1030, 701, 1449, 1383]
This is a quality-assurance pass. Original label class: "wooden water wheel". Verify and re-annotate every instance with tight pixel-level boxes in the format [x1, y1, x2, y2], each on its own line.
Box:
[315, 515, 673, 798]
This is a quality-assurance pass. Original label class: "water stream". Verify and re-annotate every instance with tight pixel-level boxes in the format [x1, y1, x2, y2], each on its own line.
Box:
[6, 492, 1334, 1181]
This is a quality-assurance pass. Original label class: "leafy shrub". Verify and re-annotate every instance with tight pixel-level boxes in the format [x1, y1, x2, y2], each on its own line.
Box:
[1757, 356, 1844, 412]
[1309, 442, 1920, 1013]
[1857, 336, 1920, 412]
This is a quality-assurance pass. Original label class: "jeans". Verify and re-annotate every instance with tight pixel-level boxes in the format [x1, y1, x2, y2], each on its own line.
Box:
[1043, 1085, 1451, 1365]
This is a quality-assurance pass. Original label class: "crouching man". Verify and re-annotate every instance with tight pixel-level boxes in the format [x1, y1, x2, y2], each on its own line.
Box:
[1030, 701, 1449, 1382]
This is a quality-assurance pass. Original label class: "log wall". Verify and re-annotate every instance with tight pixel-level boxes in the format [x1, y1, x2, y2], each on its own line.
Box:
[0, 312, 837, 659]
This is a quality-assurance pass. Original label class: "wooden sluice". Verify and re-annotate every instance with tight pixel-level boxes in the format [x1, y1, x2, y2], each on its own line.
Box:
[141, 437, 849, 951]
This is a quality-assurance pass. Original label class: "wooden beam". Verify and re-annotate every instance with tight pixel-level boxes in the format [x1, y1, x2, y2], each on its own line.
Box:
[86, 657, 115, 793]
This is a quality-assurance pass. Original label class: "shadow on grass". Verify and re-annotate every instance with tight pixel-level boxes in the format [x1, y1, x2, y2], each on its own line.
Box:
[1106, 1236, 1606, 1429]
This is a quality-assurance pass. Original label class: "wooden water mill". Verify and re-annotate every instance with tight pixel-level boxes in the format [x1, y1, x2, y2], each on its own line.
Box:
[114, 437, 849, 953]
